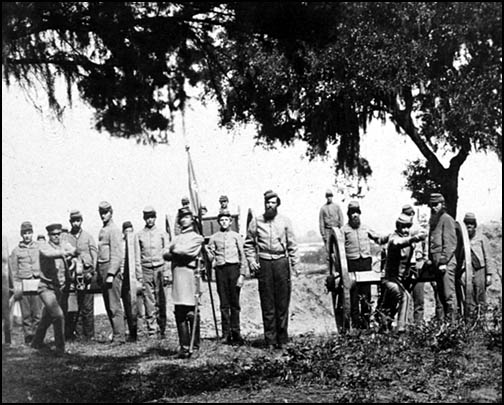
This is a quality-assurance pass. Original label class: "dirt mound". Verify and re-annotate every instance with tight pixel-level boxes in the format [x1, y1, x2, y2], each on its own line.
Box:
[194, 264, 336, 339]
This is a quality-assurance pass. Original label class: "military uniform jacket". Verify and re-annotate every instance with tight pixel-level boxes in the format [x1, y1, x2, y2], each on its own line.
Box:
[341, 223, 388, 261]
[39, 241, 68, 288]
[319, 202, 344, 236]
[468, 231, 495, 276]
[164, 227, 204, 306]
[67, 229, 98, 274]
[207, 229, 248, 276]
[429, 211, 457, 266]
[244, 214, 299, 271]
[385, 231, 417, 281]
[134, 225, 169, 273]
[10, 240, 40, 281]
[97, 219, 123, 277]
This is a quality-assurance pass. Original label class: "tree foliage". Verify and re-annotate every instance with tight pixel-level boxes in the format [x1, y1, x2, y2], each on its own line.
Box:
[2, 2, 502, 215]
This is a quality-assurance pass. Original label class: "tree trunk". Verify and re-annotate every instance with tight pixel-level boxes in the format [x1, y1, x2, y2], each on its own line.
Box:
[430, 164, 460, 219]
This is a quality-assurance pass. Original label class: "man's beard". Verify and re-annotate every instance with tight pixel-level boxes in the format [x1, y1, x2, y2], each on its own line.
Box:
[349, 216, 361, 229]
[263, 207, 278, 221]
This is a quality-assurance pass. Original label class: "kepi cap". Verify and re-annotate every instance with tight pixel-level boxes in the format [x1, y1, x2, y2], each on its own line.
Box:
[219, 195, 229, 203]
[69, 209, 83, 220]
[178, 206, 193, 219]
[143, 206, 156, 216]
[325, 189, 333, 197]
[181, 196, 190, 205]
[463, 212, 477, 225]
[218, 209, 232, 219]
[429, 193, 445, 205]
[122, 221, 133, 231]
[98, 201, 112, 211]
[20, 221, 33, 233]
[397, 213, 413, 226]
[401, 204, 415, 216]
[46, 223, 62, 233]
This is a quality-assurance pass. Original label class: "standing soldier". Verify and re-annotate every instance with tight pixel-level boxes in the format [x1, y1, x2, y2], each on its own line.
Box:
[459, 212, 495, 318]
[339, 201, 388, 329]
[31, 224, 77, 355]
[207, 209, 247, 345]
[174, 197, 191, 236]
[378, 214, 426, 332]
[65, 209, 98, 341]
[244, 190, 299, 350]
[319, 189, 344, 248]
[10, 221, 42, 345]
[135, 206, 170, 338]
[97, 201, 125, 345]
[218, 195, 229, 214]
[163, 207, 204, 359]
[2, 235, 11, 345]
[428, 193, 458, 324]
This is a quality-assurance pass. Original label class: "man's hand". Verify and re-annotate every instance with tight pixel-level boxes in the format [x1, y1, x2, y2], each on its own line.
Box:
[13, 284, 23, 301]
[236, 274, 245, 288]
[105, 274, 114, 286]
[83, 272, 94, 284]
[162, 275, 172, 287]
[415, 229, 428, 241]
[62, 243, 77, 257]
[249, 261, 260, 278]
[136, 282, 144, 296]
[486, 274, 492, 287]
[438, 264, 447, 274]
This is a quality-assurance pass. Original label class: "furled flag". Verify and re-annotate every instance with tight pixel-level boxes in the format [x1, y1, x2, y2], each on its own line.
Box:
[186, 145, 201, 215]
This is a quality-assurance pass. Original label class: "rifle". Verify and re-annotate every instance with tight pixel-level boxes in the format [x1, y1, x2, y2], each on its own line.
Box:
[189, 254, 202, 354]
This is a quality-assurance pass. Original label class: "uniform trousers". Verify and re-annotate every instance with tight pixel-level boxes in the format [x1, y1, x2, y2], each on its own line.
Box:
[257, 257, 291, 346]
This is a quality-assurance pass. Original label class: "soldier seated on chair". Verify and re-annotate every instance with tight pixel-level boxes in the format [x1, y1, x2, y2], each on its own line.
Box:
[377, 214, 426, 332]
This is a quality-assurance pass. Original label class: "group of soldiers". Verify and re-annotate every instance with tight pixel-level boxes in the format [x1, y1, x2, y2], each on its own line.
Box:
[1, 188, 495, 359]
[319, 189, 495, 333]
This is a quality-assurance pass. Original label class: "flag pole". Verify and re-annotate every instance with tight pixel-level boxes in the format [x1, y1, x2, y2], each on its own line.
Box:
[182, 110, 219, 339]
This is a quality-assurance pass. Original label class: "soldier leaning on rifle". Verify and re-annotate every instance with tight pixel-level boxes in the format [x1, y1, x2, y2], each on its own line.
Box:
[134, 206, 171, 338]
[31, 223, 77, 355]
[339, 201, 389, 330]
[65, 209, 98, 341]
[97, 201, 126, 345]
[319, 189, 344, 248]
[9, 221, 43, 345]
[244, 190, 299, 350]
[206, 209, 247, 345]
[163, 206, 204, 359]
[377, 213, 426, 332]
[2, 234, 11, 345]
[457, 212, 495, 318]
[428, 193, 458, 324]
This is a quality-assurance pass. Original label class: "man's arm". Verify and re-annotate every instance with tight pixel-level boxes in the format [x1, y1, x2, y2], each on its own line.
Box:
[440, 216, 457, 265]
[244, 218, 259, 269]
[108, 228, 124, 277]
[319, 207, 325, 238]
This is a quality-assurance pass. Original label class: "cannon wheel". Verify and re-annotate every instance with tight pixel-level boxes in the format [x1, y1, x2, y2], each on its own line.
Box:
[328, 227, 352, 333]
[125, 232, 138, 335]
[457, 221, 475, 317]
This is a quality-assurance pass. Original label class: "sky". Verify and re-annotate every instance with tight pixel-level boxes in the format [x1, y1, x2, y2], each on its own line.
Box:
[2, 82, 502, 250]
